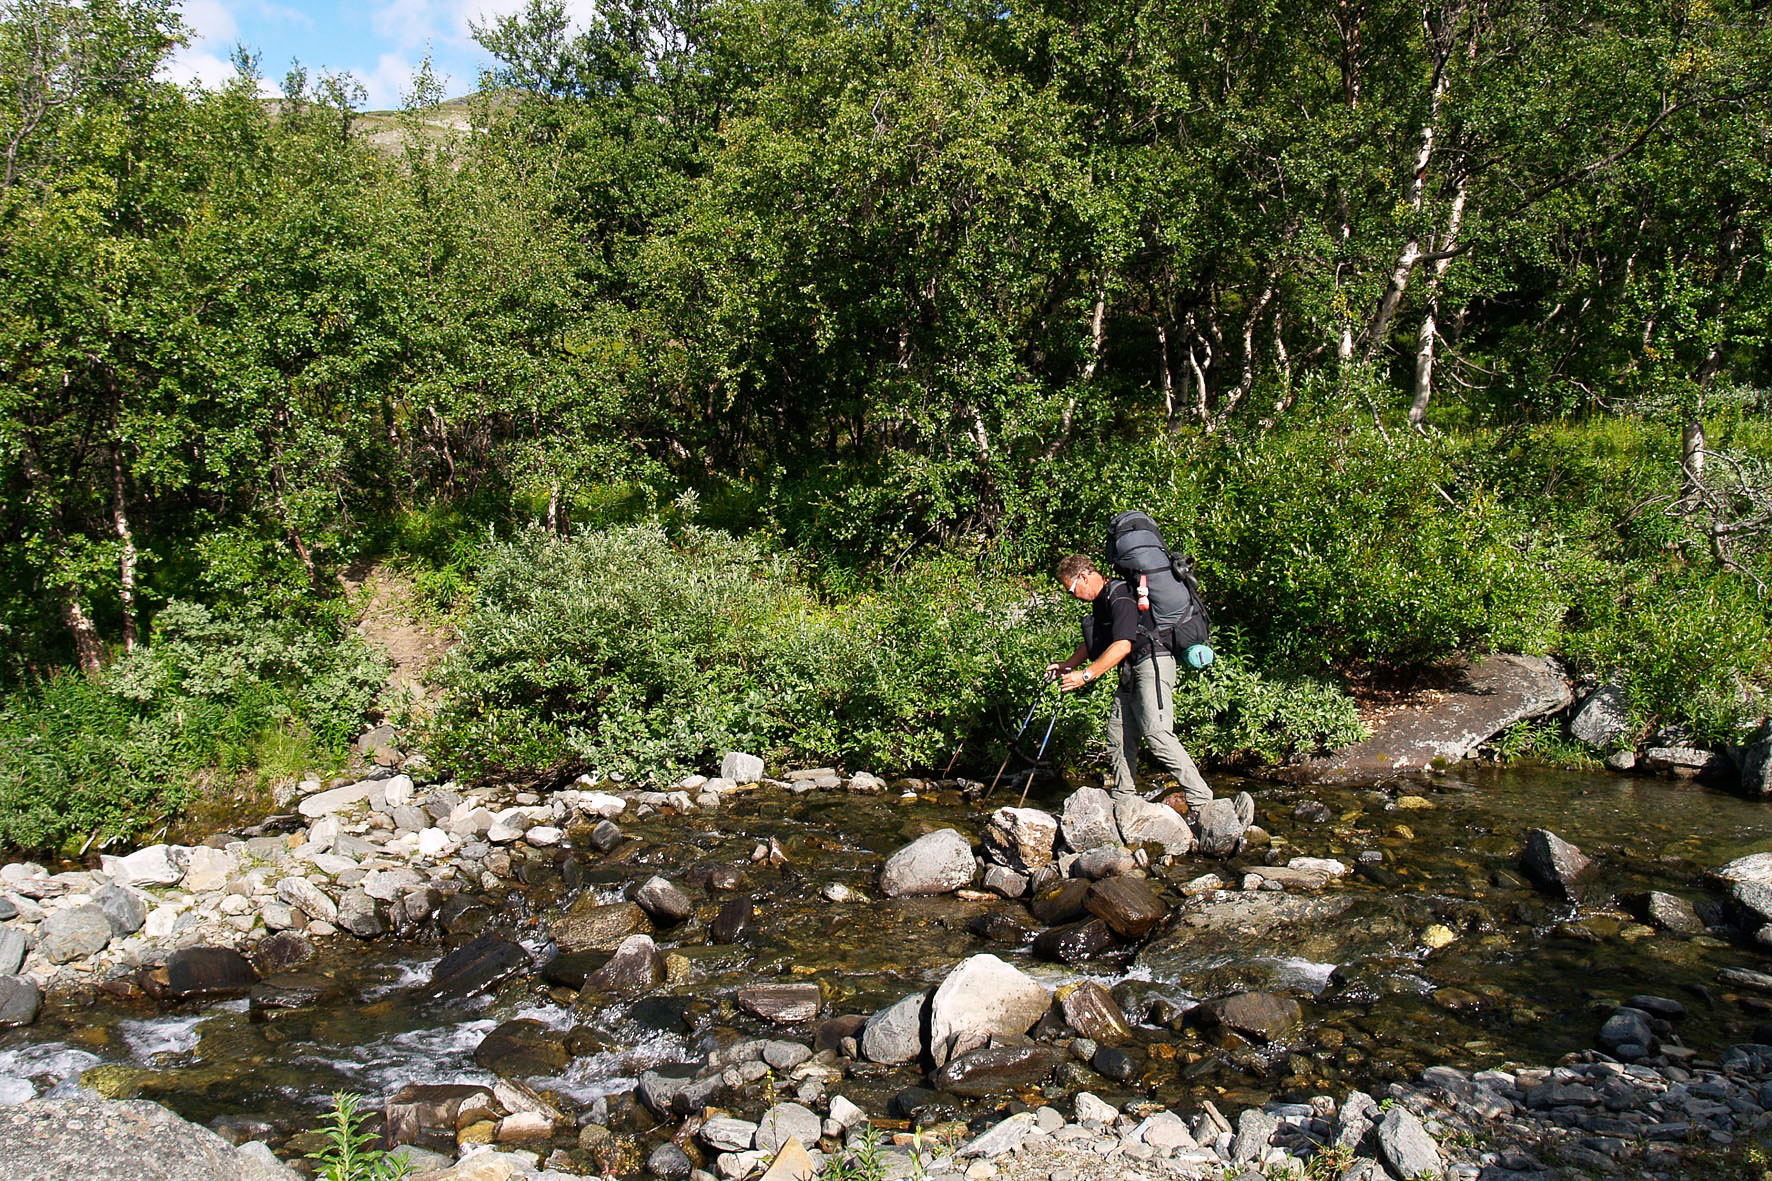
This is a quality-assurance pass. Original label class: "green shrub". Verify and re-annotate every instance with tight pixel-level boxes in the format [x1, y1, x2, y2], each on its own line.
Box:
[425, 520, 1367, 783]
[0, 602, 386, 852]
[306, 1093, 409, 1181]
[1168, 640, 1369, 764]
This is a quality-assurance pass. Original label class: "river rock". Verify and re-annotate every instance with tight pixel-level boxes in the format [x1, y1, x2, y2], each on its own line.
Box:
[100, 845, 187, 888]
[0, 1093, 299, 1180]
[737, 984, 821, 1024]
[1060, 787, 1120, 852]
[710, 897, 753, 943]
[1084, 876, 1167, 939]
[861, 991, 928, 1064]
[250, 932, 316, 976]
[933, 1044, 1067, 1098]
[1201, 991, 1303, 1042]
[180, 847, 236, 894]
[0, 976, 41, 1026]
[982, 865, 1029, 898]
[1520, 828, 1593, 899]
[1075, 845, 1135, 880]
[646, 1141, 692, 1179]
[335, 889, 386, 937]
[474, 1019, 570, 1077]
[95, 883, 147, 929]
[928, 953, 1052, 1066]
[386, 1083, 498, 1152]
[580, 934, 664, 996]
[587, 820, 624, 853]
[247, 971, 348, 1013]
[298, 782, 371, 819]
[1058, 981, 1132, 1043]
[276, 876, 338, 924]
[1115, 797, 1195, 855]
[1192, 798, 1244, 858]
[754, 1101, 821, 1153]
[425, 933, 531, 1001]
[1232, 1108, 1280, 1164]
[1377, 1105, 1444, 1179]
[0, 929, 25, 975]
[957, 1111, 1048, 1158]
[37, 905, 113, 964]
[1031, 878, 1092, 925]
[879, 828, 976, 897]
[1744, 721, 1772, 796]
[1032, 917, 1119, 963]
[720, 752, 765, 784]
[634, 877, 694, 925]
[361, 867, 423, 902]
[700, 1117, 760, 1152]
[1570, 684, 1630, 747]
[552, 900, 650, 953]
[983, 807, 1058, 871]
[1597, 1007, 1659, 1059]
[1644, 746, 1721, 777]
[140, 947, 258, 1002]
[759, 1137, 816, 1181]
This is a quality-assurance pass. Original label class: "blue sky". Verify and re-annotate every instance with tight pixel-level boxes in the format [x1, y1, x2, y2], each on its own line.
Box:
[164, 0, 599, 109]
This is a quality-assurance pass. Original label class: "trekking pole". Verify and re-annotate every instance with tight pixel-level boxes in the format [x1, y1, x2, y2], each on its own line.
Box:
[983, 677, 1057, 802]
[1016, 689, 1071, 809]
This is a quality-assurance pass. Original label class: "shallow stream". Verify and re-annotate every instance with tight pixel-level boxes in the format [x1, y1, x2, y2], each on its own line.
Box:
[5, 765, 1772, 1162]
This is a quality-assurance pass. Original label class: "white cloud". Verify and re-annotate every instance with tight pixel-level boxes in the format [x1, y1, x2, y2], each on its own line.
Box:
[371, 0, 600, 53]
[177, 0, 240, 43]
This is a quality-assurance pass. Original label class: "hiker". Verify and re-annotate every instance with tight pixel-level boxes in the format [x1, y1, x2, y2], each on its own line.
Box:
[1049, 553, 1251, 829]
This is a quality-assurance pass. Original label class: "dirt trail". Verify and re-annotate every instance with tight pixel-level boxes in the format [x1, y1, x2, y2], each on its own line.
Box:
[340, 561, 454, 700]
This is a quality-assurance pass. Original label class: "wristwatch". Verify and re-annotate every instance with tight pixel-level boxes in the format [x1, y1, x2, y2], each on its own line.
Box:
[1082, 669, 1095, 684]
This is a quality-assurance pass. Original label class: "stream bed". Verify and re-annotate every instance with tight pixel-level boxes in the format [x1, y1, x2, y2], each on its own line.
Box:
[4, 764, 1772, 1166]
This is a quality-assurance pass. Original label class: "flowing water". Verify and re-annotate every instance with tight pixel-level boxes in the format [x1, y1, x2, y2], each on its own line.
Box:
[4, 765, 1772, 1158]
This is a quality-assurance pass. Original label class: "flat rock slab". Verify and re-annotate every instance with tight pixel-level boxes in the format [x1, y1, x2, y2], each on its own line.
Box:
[1299, 654, 1572, 784]
[0, 1094, 297, 1180]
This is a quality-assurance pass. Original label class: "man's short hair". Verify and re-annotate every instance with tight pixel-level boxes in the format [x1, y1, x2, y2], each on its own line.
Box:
[1056, 554, 1097, 583]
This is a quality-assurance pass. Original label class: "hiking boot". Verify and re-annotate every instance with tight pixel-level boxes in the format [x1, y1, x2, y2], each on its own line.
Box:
[1234, 790, 1255, 830]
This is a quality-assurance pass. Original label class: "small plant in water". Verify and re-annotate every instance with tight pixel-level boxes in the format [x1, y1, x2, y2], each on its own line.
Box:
[307, 1092, 411, 1181]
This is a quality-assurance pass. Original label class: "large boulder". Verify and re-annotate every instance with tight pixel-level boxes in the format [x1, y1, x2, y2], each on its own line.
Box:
[1376, 1106, 1445, 1181]
[634, 877, 694, 926]
[861, 991, 928, 1064]
[0, 976, 42, 1027]
[385, 1083, 498, 1152]
[1744, 721, 1772, 796]
[37, 905, 113, 964]
[140, 947, 258, 1002]
[551, 900, 651, 953]
[578, 934, 664, 997]
[1570, 684, 1631, 748]
[932, 1044, 1067, 1098]
[1084, 877, 1168, 940]
[1060, 787, 1120, 853]
[0, 1094, 298, 1180]
[737, 984, 822, 1024]
[1520, 828, 1594, 900]
[1200, 991, 1303, 1042]
[927, 953, 1053, 1066]
[473, 1019, 570, 1077]
[1114, 797, 1195, 855]
[1032, 917, 1120, 964]
[1191, 799, 1243, 858]
[982, 808, 1058, 872]
[99, 845, 187, 888]
[1057, 981, 1132, 1043]
[720, 752, 765, 784]
[423, 934, 531, 1001]
[879, 829, 976, 897]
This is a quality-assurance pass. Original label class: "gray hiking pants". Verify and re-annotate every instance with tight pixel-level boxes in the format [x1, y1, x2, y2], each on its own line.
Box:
[1107, 652, 1212, 811]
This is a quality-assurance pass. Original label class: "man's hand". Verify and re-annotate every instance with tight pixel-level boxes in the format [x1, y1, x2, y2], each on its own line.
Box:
[1044, 661, 1069, 680]
[1059, 668, 1091, 693]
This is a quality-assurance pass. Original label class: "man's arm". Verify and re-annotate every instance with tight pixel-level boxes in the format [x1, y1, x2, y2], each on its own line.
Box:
[1060, 639, 1131, 692]
[1048, 642, 1089, 678]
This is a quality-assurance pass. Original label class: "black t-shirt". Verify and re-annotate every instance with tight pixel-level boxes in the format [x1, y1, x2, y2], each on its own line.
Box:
[1084, 580, 1141, 659]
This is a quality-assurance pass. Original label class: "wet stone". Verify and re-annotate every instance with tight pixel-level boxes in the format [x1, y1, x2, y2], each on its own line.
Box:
[423, 933, 531, 1001]
[1084, 876, 1167, 940]
[1058, 981, 1132, 1044]
[879, 828, 976, 897]
[474, 1018, 570, 1077]
[141, 946, 258, 1001]
[738, 984, 822, 1024]
[0, 976, 42, 1027]
[552, 900, 650, 954]
[635, 876, 695, 925]
[1030, 879, 1091, 926]
[1090, 1043, 1136, 1082]
[589, 820, 624, 853]
[247, 971, 348, 1014]
[1032, 917, 1119, 964]
[816, 1014, 867, 1054]
[1202, 992, 1303, 1042]
[542, 949, 612, 990]
[711, 898, 753, 944]
[967, 913, 1036, 945]
[932, 1044, 1067, 1098]
[580, 934, 665, 997]
[1520, 828, 1594, 900]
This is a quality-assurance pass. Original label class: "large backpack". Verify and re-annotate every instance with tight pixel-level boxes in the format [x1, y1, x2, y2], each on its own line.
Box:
[1104, 510, 1211, 655]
